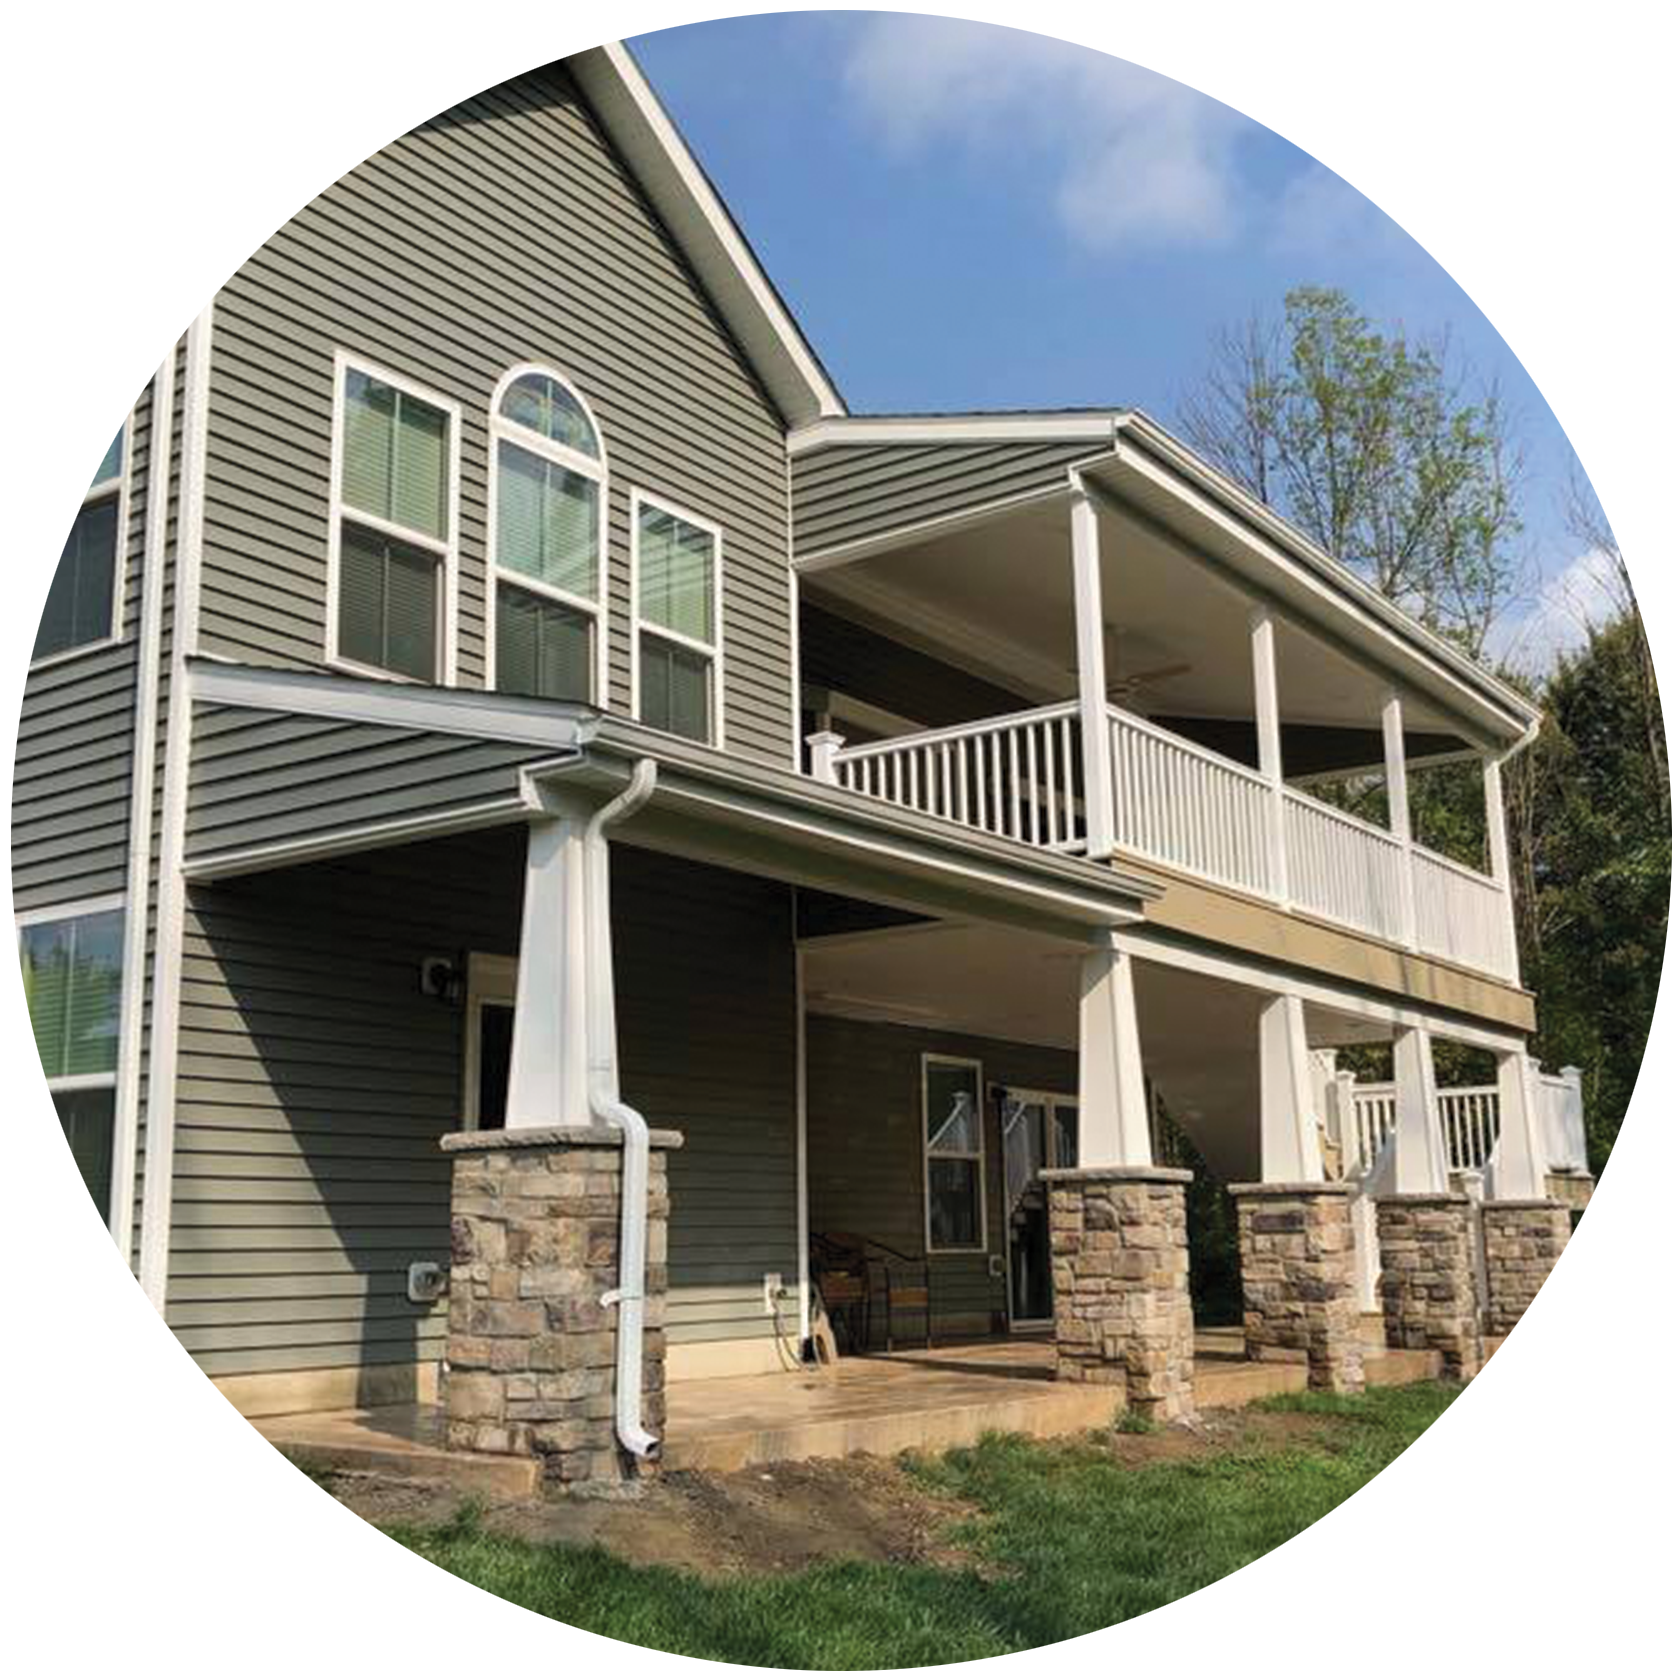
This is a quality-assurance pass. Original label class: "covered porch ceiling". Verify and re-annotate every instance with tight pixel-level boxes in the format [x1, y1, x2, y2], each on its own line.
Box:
[800, 916, 1391, 1183]
[804, 484, 1482, 767]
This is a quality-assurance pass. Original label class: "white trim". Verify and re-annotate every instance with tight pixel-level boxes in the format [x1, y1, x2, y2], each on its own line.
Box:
[485, 363, 609, 705]
[325, 348, 461, 686]
[794, 938, 811, 1341]
[42, 1071, 120, 1096]
[13, 892, 126, 928]
[922, 1052, 989, 1256]
[629, 487, 726, 749]
[804, 687, 927, 744]
[461, 952, 518, 1129]
[788, 413, 1120, 455]
[138, 304, 213, 1313]
[10, 315, 139, 668]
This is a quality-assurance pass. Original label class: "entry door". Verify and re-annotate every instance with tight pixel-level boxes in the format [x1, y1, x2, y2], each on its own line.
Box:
[1000, 1090, 1079, 1328]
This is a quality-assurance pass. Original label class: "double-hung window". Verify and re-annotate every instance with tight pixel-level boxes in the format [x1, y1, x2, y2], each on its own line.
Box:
[18, 902, 125, 1221]
[633, 492, 722, 745]
[12, 324, 132, 665]
[489, 368, 605, 703]
[923, 1055, 987, 1253]
[330, 355, 458, 682]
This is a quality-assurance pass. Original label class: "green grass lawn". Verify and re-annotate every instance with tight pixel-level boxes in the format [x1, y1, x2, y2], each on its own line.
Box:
[9, 1377, 1666, 1666]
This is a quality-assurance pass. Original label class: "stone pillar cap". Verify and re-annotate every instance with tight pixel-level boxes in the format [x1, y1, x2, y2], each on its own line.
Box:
[1229, 1180, 1356, 1197]
[1040, 1164, 1193, 1185]
[441, 1123, 685, 1155]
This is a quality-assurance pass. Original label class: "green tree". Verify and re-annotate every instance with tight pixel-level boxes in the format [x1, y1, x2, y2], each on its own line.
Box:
[1180, 286, 1522, 656]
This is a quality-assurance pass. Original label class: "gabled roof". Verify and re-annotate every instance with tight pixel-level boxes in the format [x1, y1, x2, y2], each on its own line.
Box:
[11, 9, 846, 426]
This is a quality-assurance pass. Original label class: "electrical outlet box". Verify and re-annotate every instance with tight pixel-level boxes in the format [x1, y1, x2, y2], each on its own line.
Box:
[763, 1271, 783, 1314]
[407, 1260, 447, 1304]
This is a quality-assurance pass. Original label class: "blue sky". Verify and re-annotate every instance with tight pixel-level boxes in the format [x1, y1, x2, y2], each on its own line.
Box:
[632, 12, 1613, 668]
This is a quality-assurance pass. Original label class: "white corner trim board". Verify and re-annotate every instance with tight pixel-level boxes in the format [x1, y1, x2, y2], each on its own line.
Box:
[111, 346, 178, 1258]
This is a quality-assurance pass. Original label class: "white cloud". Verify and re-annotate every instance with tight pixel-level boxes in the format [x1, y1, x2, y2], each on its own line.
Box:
[1490, 548, 1627, 673]
[1270, 13, 1666, 260]
[841, 17, 1246, 249]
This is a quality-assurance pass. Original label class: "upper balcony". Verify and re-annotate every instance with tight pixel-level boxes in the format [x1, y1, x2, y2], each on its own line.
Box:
[791, 411, 1539, 986]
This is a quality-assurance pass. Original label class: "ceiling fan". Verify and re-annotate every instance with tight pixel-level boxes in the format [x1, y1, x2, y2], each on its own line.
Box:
[1107, 660, 1192, 702]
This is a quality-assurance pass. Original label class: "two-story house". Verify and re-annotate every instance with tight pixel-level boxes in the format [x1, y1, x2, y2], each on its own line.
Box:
[13, 41, 1589, 1489]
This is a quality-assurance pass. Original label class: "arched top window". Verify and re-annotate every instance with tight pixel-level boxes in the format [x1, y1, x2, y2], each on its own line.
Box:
[488, 366, 607, 705]
[497, 370, 602, 464]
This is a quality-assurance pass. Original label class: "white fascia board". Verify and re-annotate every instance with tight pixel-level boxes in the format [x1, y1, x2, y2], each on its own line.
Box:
[1111, 415, 1541, 743]
[788, 413, 1123, 456]
[188, 658, 598, 751]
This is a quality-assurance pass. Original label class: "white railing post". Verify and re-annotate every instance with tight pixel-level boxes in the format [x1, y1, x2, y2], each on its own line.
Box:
[1076, 932, 1154, 1166]
[1249, 607, 1290, 905]
[1070, 483, 1116, 860]
[806, 730, 845, 785]
[1483, 754, 1521, 982]
[1334, 1069, 1361, 1177]
[1383, 692, 1419, 950]
[1561, 1065, 1588, 1172]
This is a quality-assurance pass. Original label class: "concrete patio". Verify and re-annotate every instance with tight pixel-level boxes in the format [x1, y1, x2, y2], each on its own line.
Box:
[258, 1326, 1457, 1495]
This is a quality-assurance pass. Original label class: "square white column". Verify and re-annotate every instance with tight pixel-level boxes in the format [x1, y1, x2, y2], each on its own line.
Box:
[1258, 993, 1324, 1183]
[1077, 933, 1153, 1168]
[1391, 1025, 1449, 1193]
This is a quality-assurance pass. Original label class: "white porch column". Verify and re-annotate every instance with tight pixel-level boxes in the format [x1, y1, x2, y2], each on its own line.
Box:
[1249, 608, 1289, 904]
[1390, 1025, 1449, 1193]
[1383, 693, 1419, 949]
[1076, 932, 1153, 1167]
[1070, 485, 1117, 859]
[504, 802, 593, 1130]
[1483, 754, 1521, 981]
[1488, 1049, 1550, 1200]
[1258, 993, 1324, 1182]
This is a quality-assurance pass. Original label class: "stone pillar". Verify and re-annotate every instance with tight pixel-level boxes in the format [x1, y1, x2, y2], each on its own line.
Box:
[440, 1123, 681, 1490]
[1481, 1199, 1571, 1334]
[1233, 1182, 1365, 1394]
[1042, 1165, 1196, 1422]
[1375, 1193, 1483, 1380]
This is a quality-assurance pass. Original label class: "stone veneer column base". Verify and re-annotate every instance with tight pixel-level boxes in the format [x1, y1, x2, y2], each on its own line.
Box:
[1481, 1199, 1571, 1334]
[440, 1123, 682, 1490]
[1232, 1182, 1365, 1394]
[1375, 1193, 1483, 1380]
[1042, 1165, 1196, 1423]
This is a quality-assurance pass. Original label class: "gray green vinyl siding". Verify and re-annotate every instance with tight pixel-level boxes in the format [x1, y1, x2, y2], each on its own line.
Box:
[201, 64, 794, 767]
[805, 1015, 1076, 1339]
[185, 704, 537, 862]
[11, 377, 155, 912]
[801, 602, 1030, 730]
[168, 832, 796, 1379]
[792, 439, 1102, 560]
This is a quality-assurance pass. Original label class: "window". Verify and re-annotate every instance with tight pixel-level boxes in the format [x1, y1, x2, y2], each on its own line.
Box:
[633, 493, 722, 744]
[923, 1056, 986, 1253]
[488, 367, 606, 704]
[17, 903, 125, 1220]
[329, 355, 458, 682]
[12, 324, 132, 665]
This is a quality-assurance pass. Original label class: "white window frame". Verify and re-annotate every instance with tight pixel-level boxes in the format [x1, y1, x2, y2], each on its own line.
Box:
[325, 348, 461, 685]
[629, 488, 726, 748]
[10, 893, 124, 1270]
[485, 363, 609, 704]
[921, 1052, 988, 1256]
[10, 317, 139, 672]
[460, 952, 517, 1130]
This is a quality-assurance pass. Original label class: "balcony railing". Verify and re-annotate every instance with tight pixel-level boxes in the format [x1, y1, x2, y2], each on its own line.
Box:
[1349, 1070, 1587, 1178]
[818, 699, 1517, 982]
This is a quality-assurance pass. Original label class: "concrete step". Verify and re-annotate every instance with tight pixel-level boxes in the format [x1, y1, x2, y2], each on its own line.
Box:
[1364, 1348, 1441, 1385]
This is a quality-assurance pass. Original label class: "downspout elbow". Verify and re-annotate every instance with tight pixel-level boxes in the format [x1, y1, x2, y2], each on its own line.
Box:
[584, 760, 661, 1461]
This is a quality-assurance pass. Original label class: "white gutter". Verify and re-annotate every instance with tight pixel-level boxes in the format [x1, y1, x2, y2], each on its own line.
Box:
[583, 758, 661, 1460]
[98, 111, 187, 1438]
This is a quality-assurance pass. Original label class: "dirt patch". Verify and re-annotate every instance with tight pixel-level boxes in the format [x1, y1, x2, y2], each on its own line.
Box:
[318, 1404, 1336, 1579]
[323, 1452, 980, 1578]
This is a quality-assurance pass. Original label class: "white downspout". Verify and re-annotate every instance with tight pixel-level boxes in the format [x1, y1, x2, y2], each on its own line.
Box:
[98, 105, 187, 1431]
[583, 759, 661, 1460]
